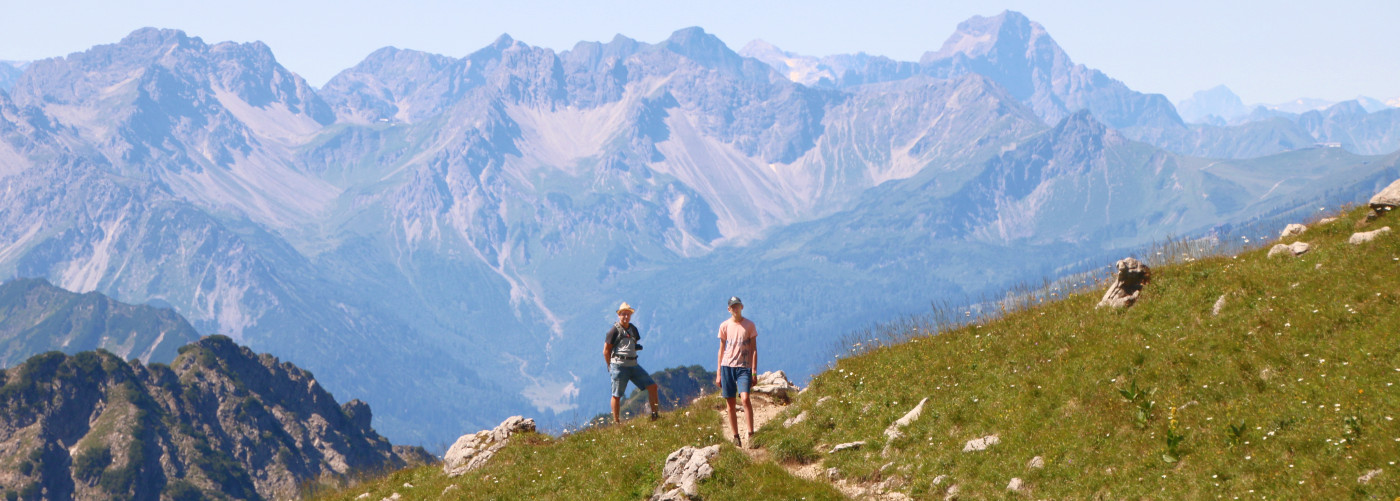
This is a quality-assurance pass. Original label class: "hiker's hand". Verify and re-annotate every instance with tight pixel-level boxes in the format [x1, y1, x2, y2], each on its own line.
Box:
[714, 376, 721, 388]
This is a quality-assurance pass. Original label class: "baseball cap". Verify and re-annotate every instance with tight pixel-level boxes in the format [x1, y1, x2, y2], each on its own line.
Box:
[727, 296, 743, 307]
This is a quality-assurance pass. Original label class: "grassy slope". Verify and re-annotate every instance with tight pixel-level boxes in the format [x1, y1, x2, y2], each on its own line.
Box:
[759, 206, 1400, 498]
[309, 396, 841, 500]
[314, 206, 1399, 499]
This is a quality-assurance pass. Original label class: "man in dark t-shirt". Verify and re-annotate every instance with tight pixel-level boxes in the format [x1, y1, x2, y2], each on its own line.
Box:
[604, 301, 659, 423]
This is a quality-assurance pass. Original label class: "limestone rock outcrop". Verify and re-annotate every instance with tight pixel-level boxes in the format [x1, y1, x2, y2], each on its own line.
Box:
[1280, 223, 1307, 238]
[650, 445, 721, 500]
[1368, 178, 1400, 214]
[752, 370, 801, 399]
[1268, 241, 1310, 258]
[1096, 258, 1151, 309]
[443, 416, 537, 477]
[1350, 227, 1392, 245]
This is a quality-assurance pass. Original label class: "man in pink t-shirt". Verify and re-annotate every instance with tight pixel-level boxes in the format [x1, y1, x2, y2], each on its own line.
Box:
[714, 296, 758, 448]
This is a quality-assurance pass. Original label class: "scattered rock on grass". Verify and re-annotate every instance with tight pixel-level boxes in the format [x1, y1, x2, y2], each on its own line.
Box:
[443, 416, 536, 477]
[1096, 258, 1151, 309]
[355, 494, 370, 500]
[783, 410, 808, 428]
[830, 441, 866, 453]
[442, 485, 459, 496]
[1349, 227, 1392, 245]
[1267, 241, 1310, 258]
[1027, 456, 1045, 469]
[1358, 468, 1383, 484]
[885, 398, 929, 440]
[962, 434, 1000, 452]
[943, 483, 961, 501]
[1006, 477, 1025, 491]
[816, 396, 832, 406]
[1211, 295, 1226, 316]
[1369, 178, 1400, 214]
[650, 445, 721, 501]
[1281, 224, 1307, 238]
[753, 370, 800, 399]
[1319, 217, 1338, 225]
[379, 494, 400, 501]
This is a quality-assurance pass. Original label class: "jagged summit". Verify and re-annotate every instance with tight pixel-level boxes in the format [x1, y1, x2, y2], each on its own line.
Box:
[660, 26, 751, 74]
[922, 10, 1052, 62]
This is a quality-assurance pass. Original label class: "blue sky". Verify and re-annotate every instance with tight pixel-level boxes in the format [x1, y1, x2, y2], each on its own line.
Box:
[2, 0, 1396, 105]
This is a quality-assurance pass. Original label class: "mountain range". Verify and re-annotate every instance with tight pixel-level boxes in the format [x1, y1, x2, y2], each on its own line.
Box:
[1, 10, 1398, 447]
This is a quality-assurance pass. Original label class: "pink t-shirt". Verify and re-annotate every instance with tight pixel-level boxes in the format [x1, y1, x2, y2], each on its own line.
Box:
[717, 317, 757, 368]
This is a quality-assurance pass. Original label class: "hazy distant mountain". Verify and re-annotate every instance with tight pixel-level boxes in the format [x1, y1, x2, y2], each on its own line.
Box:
[0, 278, 200, 368]
[1177, 85, 1250, 124]
[2, 17, 1398, 449]
[0, 61, 24, 92]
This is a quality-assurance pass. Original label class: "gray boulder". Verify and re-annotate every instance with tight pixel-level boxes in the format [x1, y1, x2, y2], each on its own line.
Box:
[443, 416, 536, 477]
[1267, 241, 1310, 258]
[1349, 227, 1392, 245]
[962, 434, 1000, 452]
[752, 370, 801, 398]
[1280, 223, 1307, 238]
[650, 445, 721, 500]
[1096, 258, 1151, 309]
[1369, 178, 1400, 212]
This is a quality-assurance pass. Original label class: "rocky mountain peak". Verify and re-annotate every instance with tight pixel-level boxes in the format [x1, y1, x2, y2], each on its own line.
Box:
[924, 10, 1053, 63]
[660, 26, 752, 76]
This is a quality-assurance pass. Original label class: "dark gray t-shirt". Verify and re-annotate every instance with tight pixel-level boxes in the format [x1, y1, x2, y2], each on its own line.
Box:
[606, 323, 640, 367]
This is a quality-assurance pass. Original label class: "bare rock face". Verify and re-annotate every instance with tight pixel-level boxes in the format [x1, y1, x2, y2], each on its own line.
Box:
[1267, 241, 1311, 258]
[751, 370, 800, 399]
[649, 445, 720, 500]
[1096, 258, 1151, 309]
[1350, 226, 1392, 245]
[443, 416, 536, 477]
[1280, 223, 1307, 238]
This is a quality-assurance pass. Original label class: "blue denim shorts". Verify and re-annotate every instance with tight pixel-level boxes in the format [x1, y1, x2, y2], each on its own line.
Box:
[610, 364, 656, 398]
[720, 366, 752, 399]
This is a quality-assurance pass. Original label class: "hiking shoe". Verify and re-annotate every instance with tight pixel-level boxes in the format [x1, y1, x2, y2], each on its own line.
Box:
[649, 411, 659, 421]
[732, 434, 742, 447]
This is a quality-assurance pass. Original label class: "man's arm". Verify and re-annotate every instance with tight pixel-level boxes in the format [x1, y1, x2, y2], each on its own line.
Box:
[604, 343, 614, 369]
[714, 327, 725, 388]
[749, 335, 757, 389]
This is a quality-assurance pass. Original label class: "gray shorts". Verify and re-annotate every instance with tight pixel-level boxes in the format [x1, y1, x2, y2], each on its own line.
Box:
[610, 364, 656, 398]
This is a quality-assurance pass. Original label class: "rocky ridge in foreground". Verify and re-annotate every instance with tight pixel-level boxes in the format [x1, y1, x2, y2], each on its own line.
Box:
[0, 335, 431, 500]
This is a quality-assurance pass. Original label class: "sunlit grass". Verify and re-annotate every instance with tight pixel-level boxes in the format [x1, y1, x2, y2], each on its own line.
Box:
[309, 395, 840, 500]
[759, 206, 1400, 498]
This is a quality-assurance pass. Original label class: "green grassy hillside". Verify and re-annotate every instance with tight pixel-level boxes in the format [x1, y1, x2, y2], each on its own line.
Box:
[313, 206, 1400, 499]
[758, 206, 1400, 498]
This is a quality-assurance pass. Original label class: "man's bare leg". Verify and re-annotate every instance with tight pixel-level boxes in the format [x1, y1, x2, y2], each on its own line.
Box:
[611, 396, 621, 424]
[740, 391, 754, 438]
[647, 384, 660, 418]
[725, 397, 740, 444]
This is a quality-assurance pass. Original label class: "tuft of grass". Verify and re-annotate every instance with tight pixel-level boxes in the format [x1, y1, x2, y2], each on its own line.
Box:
[310, 395, 840, 500]
[759, 206, 1400, 498]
